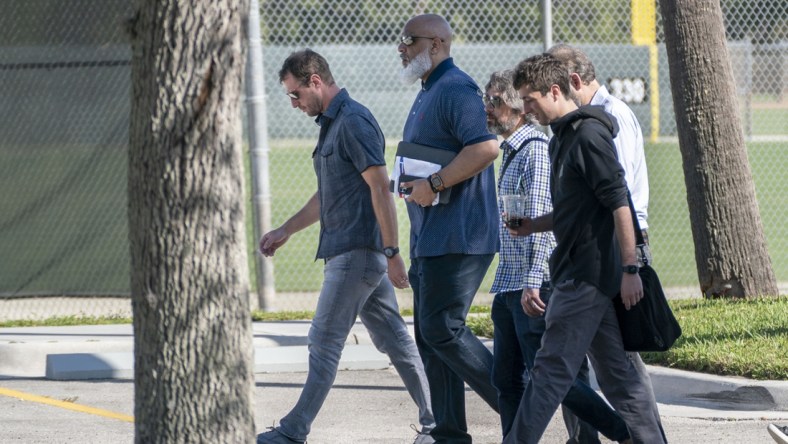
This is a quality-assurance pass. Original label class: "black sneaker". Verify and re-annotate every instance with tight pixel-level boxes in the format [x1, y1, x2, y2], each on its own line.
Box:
[256, 427, 305, 444]
[768, 424, 788, 444]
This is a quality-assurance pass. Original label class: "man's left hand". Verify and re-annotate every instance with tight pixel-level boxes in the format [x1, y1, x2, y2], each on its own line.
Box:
[403, 179, 436, 207]
[620, 272, 643, 310]
[387, 256, 410, 289]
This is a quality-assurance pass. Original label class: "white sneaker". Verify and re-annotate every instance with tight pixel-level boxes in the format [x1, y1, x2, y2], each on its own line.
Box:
[411, 424, 435, 444]
[768, 424, 788, 444]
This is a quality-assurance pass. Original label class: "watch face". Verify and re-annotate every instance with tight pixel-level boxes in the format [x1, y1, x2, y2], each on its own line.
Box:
[429, 174, 444, 193]
[623, 265, 639, 274]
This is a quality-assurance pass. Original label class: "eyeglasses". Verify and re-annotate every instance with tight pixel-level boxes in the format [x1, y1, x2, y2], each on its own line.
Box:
[286, 80, 311, 100]
[399, 35, 441, 46]
[483, 94, 504, 109]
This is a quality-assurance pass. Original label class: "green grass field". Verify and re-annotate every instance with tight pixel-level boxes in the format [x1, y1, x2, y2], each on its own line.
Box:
[259, 139, 787, 293]
[1, 139, 785, 296]
[751, 105, 788, 136]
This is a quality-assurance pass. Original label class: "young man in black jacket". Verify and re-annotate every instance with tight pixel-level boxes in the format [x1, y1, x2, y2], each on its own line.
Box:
[503, 53, 665, 444]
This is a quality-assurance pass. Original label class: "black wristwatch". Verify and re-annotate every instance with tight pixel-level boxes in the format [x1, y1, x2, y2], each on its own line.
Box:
[383, 246, 399, 259]
[622, 265, 639, 274]
[428, 173, 445, 193]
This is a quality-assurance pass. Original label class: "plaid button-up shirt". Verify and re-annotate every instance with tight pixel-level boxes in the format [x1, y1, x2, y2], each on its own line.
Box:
[490, 124, 556, 294]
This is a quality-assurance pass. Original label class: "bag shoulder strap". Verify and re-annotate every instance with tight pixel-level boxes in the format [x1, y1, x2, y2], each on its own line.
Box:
[626, 191, 645, 245]
[499, 136, 548, 179]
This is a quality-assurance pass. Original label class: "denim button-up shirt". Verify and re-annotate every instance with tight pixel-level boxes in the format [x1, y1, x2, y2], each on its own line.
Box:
[313, 88, 386, 259]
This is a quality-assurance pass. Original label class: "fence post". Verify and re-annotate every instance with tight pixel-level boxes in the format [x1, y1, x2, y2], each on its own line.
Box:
[245, 0, 276, 311]
[541, 0, 552, 52]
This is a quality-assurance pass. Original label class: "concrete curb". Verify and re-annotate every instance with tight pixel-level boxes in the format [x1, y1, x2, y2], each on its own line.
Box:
[2, 322, 786, 414]
[0, 340, 134, 378]
[44, 345, 392, 380]
[39, 347, 788, 412]
[648, 365, 788, 411]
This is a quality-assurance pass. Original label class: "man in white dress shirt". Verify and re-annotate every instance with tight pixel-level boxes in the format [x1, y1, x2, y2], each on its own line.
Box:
[547, 44, 650, 255]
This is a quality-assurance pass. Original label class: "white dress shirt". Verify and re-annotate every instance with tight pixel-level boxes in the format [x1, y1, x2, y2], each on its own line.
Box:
[591, 85, 650, 229]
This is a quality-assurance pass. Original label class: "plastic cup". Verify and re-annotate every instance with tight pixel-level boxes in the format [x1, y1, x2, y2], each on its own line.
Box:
[501, 195, 527, 228]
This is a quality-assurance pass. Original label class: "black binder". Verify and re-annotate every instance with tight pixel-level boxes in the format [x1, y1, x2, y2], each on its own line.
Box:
[390, 142, 457, 204]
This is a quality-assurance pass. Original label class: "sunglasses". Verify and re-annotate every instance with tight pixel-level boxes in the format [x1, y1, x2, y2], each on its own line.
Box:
[286, 79, 312, 100]
[483, 94, 504, 109]
[399, 35, 442, 46]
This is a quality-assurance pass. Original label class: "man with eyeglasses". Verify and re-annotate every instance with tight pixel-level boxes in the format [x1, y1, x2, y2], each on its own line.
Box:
[484, 70, 632, 444]
[396, 13, 500, 444]
[257, 49, 435, 444]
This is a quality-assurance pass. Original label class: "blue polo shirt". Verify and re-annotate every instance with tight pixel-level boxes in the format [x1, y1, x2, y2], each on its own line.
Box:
[313, 88, 386, 259]
[402, 58, 499, 258]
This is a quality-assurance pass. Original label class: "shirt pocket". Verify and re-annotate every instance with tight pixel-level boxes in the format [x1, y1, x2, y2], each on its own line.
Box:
[318, 142, 334, 157]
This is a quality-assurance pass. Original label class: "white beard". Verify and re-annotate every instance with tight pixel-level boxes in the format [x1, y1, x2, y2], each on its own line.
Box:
[399, 49, 432, 85]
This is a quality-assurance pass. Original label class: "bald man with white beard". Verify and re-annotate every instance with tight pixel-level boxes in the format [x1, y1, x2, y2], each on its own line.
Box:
[396, 14, 501, 444]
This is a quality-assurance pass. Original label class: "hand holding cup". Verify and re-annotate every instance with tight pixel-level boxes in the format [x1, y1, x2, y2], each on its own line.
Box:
[501, 195, 527, 229]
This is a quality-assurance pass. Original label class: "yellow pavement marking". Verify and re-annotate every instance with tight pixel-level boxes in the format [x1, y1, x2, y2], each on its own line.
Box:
[0, 386, 134, 423]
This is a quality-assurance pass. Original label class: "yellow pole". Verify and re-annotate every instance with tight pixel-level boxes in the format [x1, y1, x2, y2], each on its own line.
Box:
[632, 0, 660, 142]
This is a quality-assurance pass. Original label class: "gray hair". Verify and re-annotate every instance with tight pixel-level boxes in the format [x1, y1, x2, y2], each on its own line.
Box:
[485, 69, 523, 113]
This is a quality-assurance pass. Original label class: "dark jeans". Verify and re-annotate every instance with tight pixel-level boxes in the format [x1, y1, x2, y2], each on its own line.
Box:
[491, 286, 630, 442]
[504, 280, 665, 444]
[409, 254, 499, 444]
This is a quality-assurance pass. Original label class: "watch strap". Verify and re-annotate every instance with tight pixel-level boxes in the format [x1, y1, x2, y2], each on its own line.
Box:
[383, 246, 399, 258]
[622, 265, 639, 274]
[429, 173, 445, 193]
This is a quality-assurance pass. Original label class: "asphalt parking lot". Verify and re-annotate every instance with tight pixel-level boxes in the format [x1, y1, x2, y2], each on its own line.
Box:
[2, 368, 787, 444]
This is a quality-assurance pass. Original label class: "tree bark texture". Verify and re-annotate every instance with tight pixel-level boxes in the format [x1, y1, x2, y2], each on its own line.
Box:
[659, 0, 777, 298]
[128, 0, 254, 442]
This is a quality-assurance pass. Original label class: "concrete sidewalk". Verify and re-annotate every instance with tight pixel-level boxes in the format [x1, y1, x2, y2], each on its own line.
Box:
[1, 318, 786, 414]
[0, 320, 395, 379]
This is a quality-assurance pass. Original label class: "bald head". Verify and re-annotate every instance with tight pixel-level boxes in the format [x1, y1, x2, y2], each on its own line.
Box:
[416, 14, 452, 40]
[398, 14, 454, 82]
[404, 14, 452, 51]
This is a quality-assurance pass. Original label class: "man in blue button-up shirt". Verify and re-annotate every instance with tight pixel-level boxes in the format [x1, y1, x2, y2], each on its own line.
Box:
[396, 14, 500, 444]
[257, 49, 435, 444]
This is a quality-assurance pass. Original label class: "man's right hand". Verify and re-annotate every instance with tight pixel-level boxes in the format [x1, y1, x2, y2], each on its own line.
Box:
[507, 217, 534, 237]
[259, 227, 289, 257]
[521, 287, 545, 317]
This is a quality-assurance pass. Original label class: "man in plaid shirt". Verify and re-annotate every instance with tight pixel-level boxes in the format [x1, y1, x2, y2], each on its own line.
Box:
[485, 70, 631, 444]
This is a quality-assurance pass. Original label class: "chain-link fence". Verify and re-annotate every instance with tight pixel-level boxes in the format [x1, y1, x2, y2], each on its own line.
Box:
[1, 1, 786, 317]
[0, 0, 132, 301]
[258, 0, 787, 306]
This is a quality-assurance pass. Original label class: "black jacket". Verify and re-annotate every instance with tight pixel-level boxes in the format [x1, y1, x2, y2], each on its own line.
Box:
[548, 105, 630, 298]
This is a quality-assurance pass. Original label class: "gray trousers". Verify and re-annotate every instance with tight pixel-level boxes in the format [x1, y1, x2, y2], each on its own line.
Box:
[503, 279, 666, 444]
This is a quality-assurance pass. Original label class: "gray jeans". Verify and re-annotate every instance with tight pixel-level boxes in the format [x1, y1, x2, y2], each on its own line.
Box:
[504, 279, 665, 444]
[277, 248, 434, 441]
